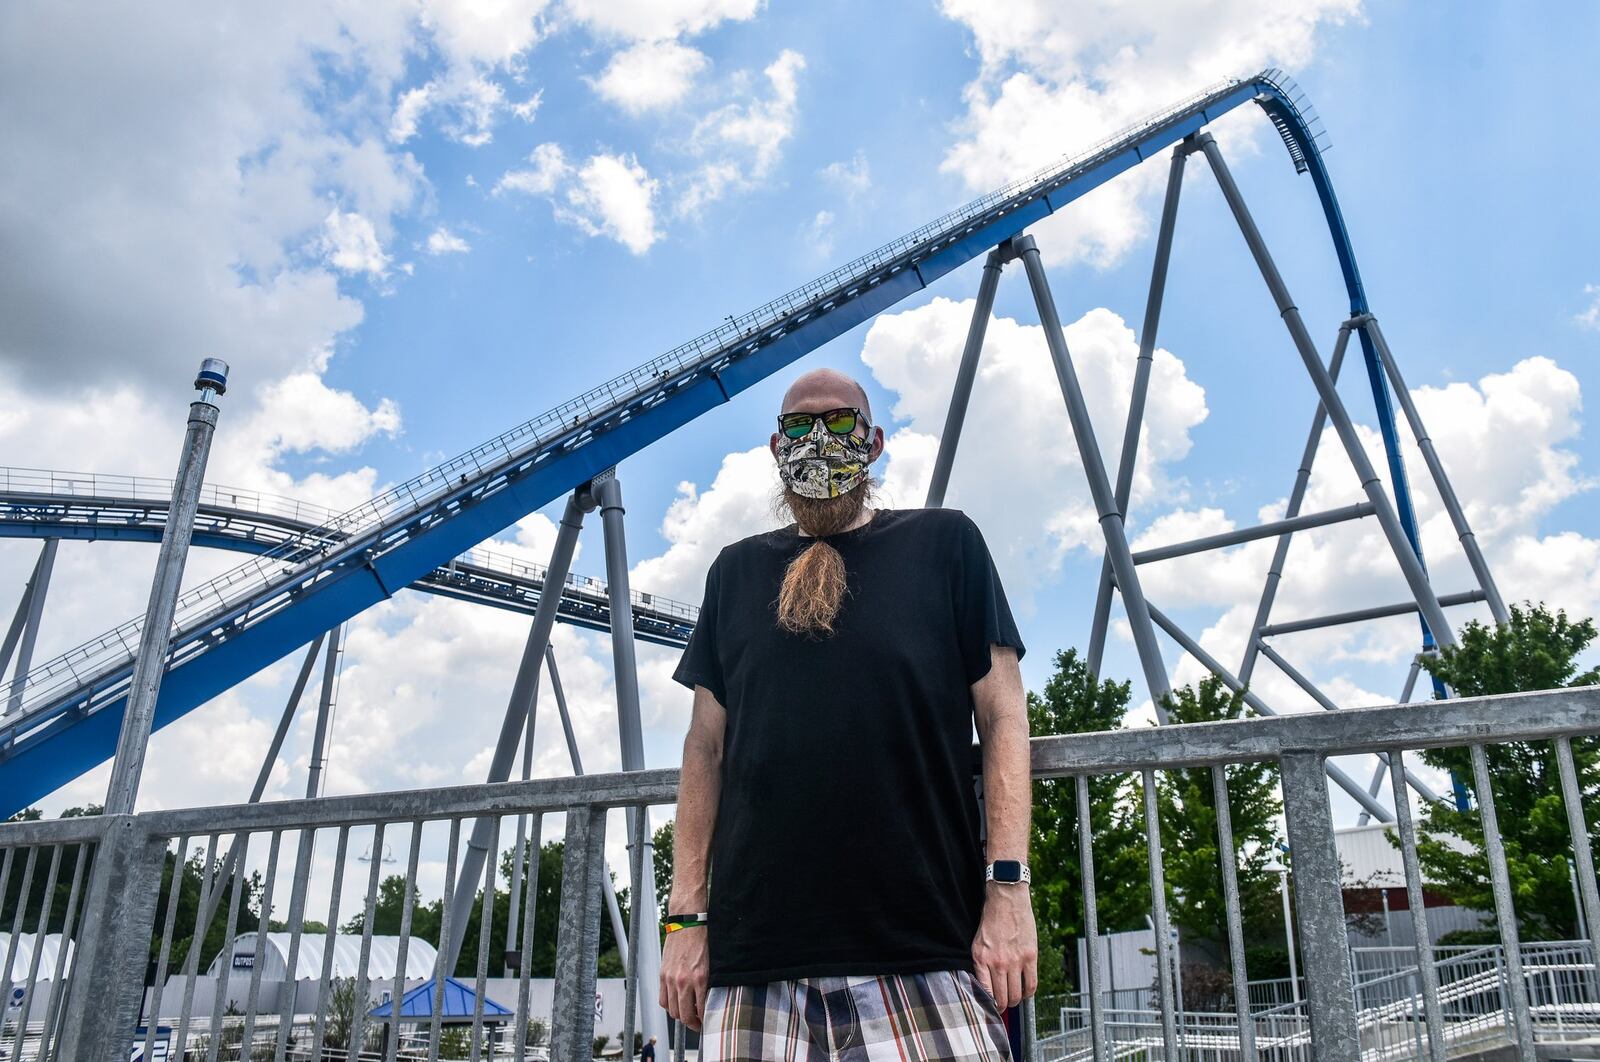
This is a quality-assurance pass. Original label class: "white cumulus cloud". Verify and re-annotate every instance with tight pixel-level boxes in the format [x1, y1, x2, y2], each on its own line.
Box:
[592, 40, 710, 114]
[498, 144, 661, 254]
[425, 227, 472, 255]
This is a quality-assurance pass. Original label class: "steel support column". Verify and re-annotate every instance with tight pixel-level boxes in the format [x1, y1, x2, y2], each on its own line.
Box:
[1363, 317, 1508, 623]
[444, 492, 586, 968]
[1197, 134, 1455, 652]
[926, 248, 1005, 509]
[1088, 143, 1189, 678]
[2, 538, 57, 714]
[1017, 236, 1172, 711]
[305, 623, 342, 799]
[596, 473, 667, 1041]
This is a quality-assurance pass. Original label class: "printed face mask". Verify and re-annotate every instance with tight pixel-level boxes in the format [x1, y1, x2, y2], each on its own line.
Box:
[775, 421, 872, 499]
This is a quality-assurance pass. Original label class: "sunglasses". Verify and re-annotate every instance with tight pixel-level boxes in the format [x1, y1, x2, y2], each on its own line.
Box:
[777, 407, 870, 440]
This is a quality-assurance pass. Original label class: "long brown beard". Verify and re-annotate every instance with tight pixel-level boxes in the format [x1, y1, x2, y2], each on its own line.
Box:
[769, 476, 878, 636]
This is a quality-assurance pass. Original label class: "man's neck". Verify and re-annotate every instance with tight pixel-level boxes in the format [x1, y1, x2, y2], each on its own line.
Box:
[796, 504, 877, 539]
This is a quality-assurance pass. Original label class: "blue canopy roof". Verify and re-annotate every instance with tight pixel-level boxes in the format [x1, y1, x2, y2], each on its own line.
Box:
[368, 977, 513, 1020]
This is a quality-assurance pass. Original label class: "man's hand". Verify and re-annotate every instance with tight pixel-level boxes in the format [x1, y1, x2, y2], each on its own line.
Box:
[971, 883, 1037, 1012]
[660, 927, 710, 1031]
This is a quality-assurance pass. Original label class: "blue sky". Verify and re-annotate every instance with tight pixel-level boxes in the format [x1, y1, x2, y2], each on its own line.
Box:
[1, 0, 1597, 839]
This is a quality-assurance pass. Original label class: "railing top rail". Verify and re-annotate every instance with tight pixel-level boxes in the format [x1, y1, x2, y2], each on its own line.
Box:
[1029, 687, 1600, 776]
[0, 686, 1588, 846]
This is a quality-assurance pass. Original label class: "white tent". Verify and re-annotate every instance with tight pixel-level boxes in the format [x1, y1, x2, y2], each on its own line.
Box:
[206, 932, 438, 982]
[0, 933, 74, 985]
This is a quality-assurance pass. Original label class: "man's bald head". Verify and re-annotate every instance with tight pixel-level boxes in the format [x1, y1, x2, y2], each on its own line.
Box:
[780, 368, 872, 423]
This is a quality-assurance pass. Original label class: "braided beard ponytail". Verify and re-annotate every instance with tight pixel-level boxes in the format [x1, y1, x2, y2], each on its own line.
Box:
[772, 476, 877, 636]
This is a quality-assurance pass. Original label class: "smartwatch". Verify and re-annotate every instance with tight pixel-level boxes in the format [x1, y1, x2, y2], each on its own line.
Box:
[985, 860, 1031, 885]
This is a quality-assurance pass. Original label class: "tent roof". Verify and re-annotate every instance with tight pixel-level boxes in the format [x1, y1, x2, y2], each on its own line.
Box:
[205, 932, 438, 981]
[368, 977, 512, 1020]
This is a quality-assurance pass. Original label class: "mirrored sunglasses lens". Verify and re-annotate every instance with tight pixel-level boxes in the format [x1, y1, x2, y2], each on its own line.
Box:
[824, 411, 856, 434]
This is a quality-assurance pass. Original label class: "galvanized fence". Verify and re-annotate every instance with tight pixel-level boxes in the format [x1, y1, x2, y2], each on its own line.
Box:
[0, 687, 1594, 1062]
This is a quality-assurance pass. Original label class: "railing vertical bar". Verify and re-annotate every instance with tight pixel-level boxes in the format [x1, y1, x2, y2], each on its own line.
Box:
[36, 840, 87, 1062]
[274, 825, 319, 1062]
[11, 841, 60, 1059]
[173, 832, 222, 1052]
[140, 835, 188, 1061]
[207, 831, 253, 1062]
[470, 815, 501, 1061]
[386, 822, 424, 1062]
[348, 820, 387, 1059]
[1555, 736, 1600, 984]
[0, 845, 39, 1014]
[239, 828, 284, 1051]
[515, 812, 545, 1061]
[307, 826, 349, 1057]
[1141, 767, 1179, 1062]
[1075, 774, 1108, 1062]
[622, 806, 647, 1062]
[1211, 765, 1256, 1062]
[1386, 749, 1445, 1062]
[1467, 744, 1536, 1062]
[429, 817, 461, 1062]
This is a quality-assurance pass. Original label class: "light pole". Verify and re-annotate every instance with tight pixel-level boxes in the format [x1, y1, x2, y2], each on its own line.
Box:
[104, 358, 228, 815]
[1265, 849, 1301, 1007]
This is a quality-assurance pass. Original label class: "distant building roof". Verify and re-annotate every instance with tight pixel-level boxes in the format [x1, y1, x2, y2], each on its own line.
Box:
[205, 932, 438, 982]
[368, 977, 512, 1021]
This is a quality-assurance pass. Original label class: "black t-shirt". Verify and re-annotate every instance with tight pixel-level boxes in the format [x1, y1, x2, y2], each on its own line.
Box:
[670, 506, 1026, 986]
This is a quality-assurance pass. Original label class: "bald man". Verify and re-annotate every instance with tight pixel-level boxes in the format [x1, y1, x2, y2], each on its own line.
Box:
[660, 368, 1036, 1060]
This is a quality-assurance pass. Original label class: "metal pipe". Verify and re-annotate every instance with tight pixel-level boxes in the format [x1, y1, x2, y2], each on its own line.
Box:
[925, 249, 1005, 509]
[1088, 145, 1189, 676]
[3, 538, 57, 714]
[305, 623, 343, 799]
[1363, 317, 1509, 624]
[1386, 749, 1445, 1062]
[1141, 768, 1180, 1061]
[552, 806, 607, 1059]
[1555, 737, 1600, 985]
[596, 474, 667, 1041]
[444, 492, 585, 968]
[1469, 745, 1536, 1062]
[1132, 503, 1374, 565]
[1198, 133, 1456, 650]
[1239, 325, 1351, 686]
[105, 361, 228, 815]
[1211, 765, 1257, 1062]
[1075, 775, 1108, 1062]
[1018, 236, 1171, 712]
[1259, 589, 1484, 639]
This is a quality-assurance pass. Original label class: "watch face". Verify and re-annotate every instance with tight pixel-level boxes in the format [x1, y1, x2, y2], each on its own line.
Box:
[993, 860, 1022, 883]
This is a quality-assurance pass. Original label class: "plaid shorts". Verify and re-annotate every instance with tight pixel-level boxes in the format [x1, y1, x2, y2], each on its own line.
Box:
[698, 968, 1012, 1061]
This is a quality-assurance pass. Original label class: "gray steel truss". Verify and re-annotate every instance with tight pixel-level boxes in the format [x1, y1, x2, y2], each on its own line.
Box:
[923, 135, 1507, 822]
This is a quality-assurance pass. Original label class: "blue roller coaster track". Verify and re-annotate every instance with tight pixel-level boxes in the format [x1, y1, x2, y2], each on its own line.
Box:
[0, 468, 698, 647]
[0, 69, 1427, 816]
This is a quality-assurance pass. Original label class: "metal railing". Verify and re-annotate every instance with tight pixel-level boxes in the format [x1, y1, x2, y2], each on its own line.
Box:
[0, 71, 1277, 738]
[0, 684, 1592, 1061]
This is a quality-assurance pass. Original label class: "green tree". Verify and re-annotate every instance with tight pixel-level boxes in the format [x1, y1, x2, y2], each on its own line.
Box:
[652, 820, 674, 928]
[1415, 602, 1600, 938]
[1155, 676, 1284, 963]
[1026, 648, 1150, 994]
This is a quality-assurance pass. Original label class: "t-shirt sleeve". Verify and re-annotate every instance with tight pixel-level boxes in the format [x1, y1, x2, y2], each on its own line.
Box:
[954, 513, 1026, 685]
[671, 554, 726, 705]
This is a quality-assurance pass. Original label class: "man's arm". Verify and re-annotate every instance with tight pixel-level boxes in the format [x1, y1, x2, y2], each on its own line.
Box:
[660, 683, 725, 1032]
[970, 643, 1037, 1011]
